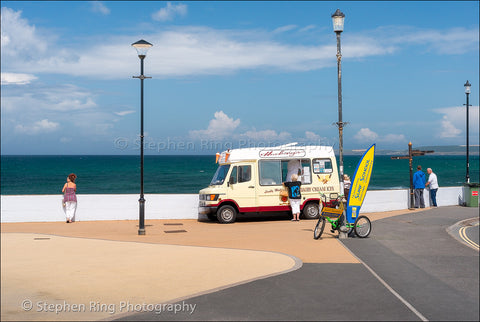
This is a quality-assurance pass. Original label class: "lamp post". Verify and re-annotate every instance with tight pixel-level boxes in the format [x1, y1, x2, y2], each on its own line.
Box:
[132, 39, 153, 235]
[332, 9, 348, 239]
[464, 80, 471, 184]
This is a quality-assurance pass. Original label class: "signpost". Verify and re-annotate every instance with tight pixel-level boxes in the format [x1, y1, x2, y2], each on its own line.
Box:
[391, 142, 434, 209]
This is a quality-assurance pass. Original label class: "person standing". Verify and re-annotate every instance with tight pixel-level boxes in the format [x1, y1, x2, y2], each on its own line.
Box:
[413, 165, 426, 208]
[343, 174, 351, 198]
[425, 168, 439, 207]
[283, 174, 302, 221]
[62, 173, 77, 223]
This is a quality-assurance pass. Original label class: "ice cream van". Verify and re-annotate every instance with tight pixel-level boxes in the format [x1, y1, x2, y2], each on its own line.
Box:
[198, 143, 341, 223]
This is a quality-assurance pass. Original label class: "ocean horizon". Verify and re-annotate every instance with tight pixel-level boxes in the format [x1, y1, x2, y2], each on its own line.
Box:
[1, 154, 479, 195]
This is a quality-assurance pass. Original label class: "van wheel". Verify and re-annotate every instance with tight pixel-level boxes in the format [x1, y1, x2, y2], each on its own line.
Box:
[217, 205, 237, 224]
[302, 202, 320, 219]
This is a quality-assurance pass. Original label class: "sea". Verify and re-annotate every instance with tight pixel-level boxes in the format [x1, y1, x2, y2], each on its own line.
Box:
[1, 155, 479, 195]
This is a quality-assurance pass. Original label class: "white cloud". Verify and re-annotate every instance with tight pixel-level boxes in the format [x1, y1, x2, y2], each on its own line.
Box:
[15, 119, 59, 134]
[189, 111, 293, 144]
[2, 84, 97, 113]
[241, 129, 291, 142]
[0, 7, 49, 58]
[386, 26, 479, 55]
[354, 128, 406, 143]
[1, 72, 37, 85]
[1, 82, 118, 139]
[273, 25, 297, 34]
[91, 1, 110, 15]
[305, 131, 321, 141]
[434, 106, 479, 139]
[190, 112, 336, 146]
[189, 111, 240, 139]
[300, 25, 316, 32]
[354, 128, 378, 141]
[152, 2, 187, 22]
[440, 116, 462, 138]
[1, 7, 478, 79]
[114, 110, 135, 116]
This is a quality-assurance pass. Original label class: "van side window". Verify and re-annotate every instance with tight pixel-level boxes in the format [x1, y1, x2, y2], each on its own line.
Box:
[238, 165, 251, 183]
[229, 166, 237, 184]
[301, 159, 312, 184]
[313, 158, 333, 174]
[259, 161, 282, 186]
[281, 159, 312, 184]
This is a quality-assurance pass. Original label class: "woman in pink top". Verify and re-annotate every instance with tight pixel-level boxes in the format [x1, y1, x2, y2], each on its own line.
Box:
[62, 173, 77, 223]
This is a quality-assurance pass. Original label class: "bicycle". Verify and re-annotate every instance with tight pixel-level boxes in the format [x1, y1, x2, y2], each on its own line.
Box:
[313, 193, 371, 239]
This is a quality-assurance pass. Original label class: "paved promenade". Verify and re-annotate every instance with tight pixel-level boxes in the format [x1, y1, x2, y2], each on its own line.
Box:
[1, 206, 478, 321]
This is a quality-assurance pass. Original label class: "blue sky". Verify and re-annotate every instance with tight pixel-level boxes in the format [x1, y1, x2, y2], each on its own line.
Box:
[1, 1, 479, 155]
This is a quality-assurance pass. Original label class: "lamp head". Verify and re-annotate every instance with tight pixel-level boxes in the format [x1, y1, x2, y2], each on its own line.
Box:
[464, 80, 471, 94]
[132, 39, 153, 58]
[332, 9, 345, 33]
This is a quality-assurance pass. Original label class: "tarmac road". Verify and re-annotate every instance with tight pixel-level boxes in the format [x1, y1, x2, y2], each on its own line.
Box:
[464, 224, 480, 247]
[342, 206, 479, 321]
[117, 206, 479, 321]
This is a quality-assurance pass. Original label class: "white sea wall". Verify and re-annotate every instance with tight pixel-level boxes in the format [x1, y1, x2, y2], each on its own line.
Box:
[0, 187, 467, 223]
[361, 186, 465, 212]
[0, 194, 199, 223]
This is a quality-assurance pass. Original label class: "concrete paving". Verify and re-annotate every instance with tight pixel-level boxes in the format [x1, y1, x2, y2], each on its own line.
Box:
[118, 206, 480, 321]
[1, 233, 299, 321]
[2, 206, 478, 321]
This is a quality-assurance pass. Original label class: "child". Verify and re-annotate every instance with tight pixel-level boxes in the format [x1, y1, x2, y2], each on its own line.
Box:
[283, 174, 302, 221]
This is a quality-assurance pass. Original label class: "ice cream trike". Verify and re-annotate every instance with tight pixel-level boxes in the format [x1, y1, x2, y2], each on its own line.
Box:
[314, 143, 375, 239]
[313, 193, 371, 239]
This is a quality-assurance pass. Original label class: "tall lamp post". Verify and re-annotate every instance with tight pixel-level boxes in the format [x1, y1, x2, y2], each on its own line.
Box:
[132, 39, 153, 235]
[464, 80, 471, 184]
[332, 9, 348, 239]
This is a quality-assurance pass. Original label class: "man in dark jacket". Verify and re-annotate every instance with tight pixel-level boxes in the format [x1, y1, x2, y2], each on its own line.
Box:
[413, 165, 426, 208]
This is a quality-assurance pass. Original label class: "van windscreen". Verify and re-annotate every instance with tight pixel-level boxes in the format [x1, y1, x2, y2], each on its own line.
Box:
[210, 165, 231, 185]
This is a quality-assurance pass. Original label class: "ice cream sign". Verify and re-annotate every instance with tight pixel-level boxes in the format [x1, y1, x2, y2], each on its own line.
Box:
[259, 149, 306, 158]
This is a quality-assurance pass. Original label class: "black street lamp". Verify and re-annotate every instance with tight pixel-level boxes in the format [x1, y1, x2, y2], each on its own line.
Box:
[464, 80, 471, 184]
[132, 39, 153, 235]
[332, 9, 348, 239]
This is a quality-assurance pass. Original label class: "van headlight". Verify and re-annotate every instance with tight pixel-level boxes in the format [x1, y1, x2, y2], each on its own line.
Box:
[200, 194, 219, 201]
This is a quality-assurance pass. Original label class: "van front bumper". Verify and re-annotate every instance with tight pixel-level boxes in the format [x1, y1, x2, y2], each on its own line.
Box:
[198, 205, 218, 215]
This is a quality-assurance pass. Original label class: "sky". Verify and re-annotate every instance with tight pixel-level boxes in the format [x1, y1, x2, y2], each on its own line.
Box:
[1, 1, 479, 155]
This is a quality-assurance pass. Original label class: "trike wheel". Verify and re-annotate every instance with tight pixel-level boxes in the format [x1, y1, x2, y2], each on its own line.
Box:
[313, 217, 326, 239]
[353, 215, 371, 238]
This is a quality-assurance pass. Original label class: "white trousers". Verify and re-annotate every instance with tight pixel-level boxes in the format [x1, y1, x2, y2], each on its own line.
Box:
[289, 199, 301, 214]
[65, 201, 77, 222]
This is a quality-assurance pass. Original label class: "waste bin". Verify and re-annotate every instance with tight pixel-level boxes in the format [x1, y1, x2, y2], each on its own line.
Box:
[463, 183, 479, 207]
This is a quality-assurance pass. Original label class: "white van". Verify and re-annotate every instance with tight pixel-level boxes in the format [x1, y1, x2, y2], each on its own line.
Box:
[199, 143, 341, 223]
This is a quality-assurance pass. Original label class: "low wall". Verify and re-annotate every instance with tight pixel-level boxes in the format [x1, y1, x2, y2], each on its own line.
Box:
[0, 187, 466, 223]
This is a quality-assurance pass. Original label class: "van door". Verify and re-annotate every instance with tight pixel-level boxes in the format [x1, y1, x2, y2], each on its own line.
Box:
[257, 160, 288, 211]
[226, 163, 256, 212]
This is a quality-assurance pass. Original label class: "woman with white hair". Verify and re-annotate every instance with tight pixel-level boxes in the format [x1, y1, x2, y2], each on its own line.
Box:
[283, 173, 302, 221]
